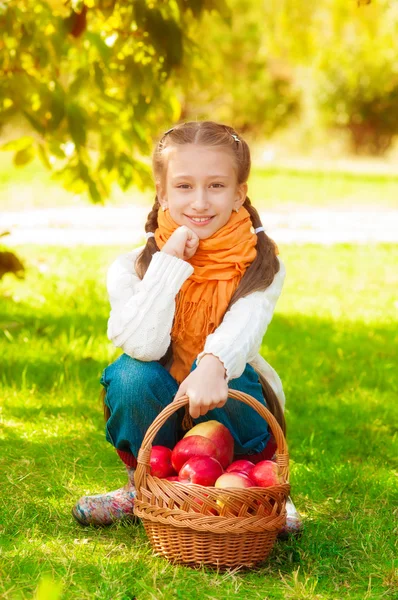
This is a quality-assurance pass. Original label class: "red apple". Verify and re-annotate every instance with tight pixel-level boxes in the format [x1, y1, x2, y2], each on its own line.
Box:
[150, 445, 176, 478]
[164, 476, 179, 481]
[183, 420, 234, 468]
[171, 435, 219, 473]
[214, 472, 256, 515]
[178, 456, 223, 486]
[214, 472, 256, 489]
[225, 459, 255, 475]
[249, 460, 284, 488]
[191, 494, 218, 515]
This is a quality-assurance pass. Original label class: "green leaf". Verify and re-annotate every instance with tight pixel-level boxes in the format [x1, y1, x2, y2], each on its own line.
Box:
[117, 153, 134, 190]
[101, 149, 115, 172]
[22, 111, 45, 135]
[48, 141, 66, 159]
[13, 146, 35, 166]
[88, 179, 102, 203]
[37, 143, 52, 170]
[85, 32, 112, 62]
[47, 87, 66, 131]
[93, 62, 105, 92]
[1, 136, 35, 152]
[67, 103, 86, 148]
[97, 0, 117, 19]
[69, 68, 89, 96]
[96, 95, 124, 116]
[204, 0, 232, 25]
[176, 0, 204, 18]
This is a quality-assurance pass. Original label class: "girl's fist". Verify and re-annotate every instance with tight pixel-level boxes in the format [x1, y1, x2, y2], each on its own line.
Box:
[161, 226, 200, 261]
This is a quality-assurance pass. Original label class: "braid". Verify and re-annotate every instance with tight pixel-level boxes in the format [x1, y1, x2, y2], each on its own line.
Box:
[135, 196, 161, 280]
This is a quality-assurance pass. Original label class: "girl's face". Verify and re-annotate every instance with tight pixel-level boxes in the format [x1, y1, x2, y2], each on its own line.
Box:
[156, 144, 248, 240]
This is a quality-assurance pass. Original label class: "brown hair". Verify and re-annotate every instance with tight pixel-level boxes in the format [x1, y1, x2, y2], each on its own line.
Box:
[134, 121, 286, 435]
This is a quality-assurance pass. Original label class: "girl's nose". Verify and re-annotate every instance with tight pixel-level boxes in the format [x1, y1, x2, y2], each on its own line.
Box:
[191, 188, 210, 210]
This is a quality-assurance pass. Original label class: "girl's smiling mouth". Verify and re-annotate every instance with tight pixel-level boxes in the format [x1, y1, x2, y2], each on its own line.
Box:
[185, 215, 216, 225]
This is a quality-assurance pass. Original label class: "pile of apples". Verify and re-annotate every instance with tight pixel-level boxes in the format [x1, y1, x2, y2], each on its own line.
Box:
[149, 420, 283, 493]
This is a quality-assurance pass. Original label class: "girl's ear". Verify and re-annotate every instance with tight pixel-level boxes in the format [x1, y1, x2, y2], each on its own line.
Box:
[234, 182, 248, 211]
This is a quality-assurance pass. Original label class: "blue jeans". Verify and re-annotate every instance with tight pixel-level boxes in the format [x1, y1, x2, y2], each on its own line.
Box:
[100, 354, 271, 459]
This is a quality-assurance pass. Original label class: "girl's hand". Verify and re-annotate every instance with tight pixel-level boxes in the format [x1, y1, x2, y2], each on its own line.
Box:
[174, 355, 229, 419]
[161, 226, 200, 261]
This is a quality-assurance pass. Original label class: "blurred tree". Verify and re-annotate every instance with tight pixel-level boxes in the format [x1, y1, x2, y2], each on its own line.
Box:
[314, 0, 398, 154]
[0, 0, 230, 202]
[178, 0, 301, 139]
[256, 0, 398, 154]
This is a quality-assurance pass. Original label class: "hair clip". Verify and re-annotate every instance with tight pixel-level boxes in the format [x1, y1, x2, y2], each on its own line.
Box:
[163, 127, 175, 137]
[231, 134, 240, 143]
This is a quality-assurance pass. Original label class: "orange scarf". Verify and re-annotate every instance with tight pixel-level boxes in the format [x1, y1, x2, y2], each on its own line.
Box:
[155, 207, 257, 383]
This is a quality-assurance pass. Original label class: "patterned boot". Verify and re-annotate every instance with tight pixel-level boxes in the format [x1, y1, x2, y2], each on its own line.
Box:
[278, 496, 303, 539]
[72, 467, 136, 526]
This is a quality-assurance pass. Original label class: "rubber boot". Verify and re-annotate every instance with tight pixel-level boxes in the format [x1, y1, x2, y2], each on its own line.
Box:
[278, 495, 303, 539]
[72, 466, 136, 526]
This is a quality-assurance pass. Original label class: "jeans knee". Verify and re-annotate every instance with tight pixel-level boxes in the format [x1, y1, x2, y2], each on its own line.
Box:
[101, 354, 176, 413]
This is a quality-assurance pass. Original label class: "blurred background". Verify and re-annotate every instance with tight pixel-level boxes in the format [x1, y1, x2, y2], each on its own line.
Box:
[1, 3, 397, 598]
[0, 0, 397, 253]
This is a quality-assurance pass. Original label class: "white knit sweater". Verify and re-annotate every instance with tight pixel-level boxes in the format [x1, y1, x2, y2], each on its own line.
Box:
[106, 246, 286, 410]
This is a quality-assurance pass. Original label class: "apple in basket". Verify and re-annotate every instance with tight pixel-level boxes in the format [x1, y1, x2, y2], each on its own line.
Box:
[171, 435, 219, 472]
[178, 456, 223, 486]
[191, 494, 218, 515]
[225, 459, 255, 476]
[249, 460, 284, 487]
[183, 420, 234, 468]
[149, 445, 177, 478]
[215, 472, 256, 490]
[214, 472, 256, 515]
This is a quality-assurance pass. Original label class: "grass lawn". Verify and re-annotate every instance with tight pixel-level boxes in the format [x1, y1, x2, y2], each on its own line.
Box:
[1, 153, 398, 211]
[0, 243, 397, 599]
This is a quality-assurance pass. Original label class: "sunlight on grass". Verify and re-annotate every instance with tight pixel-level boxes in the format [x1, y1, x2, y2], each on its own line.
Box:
[0, 244, 397, 599]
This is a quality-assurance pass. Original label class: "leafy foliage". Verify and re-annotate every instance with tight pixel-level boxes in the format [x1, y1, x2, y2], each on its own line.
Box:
[1, 0, 397, 204]
[250, 0, 398, 153]
[0, 0, 228, 202]
[314, 1, 398, 154]
[179, 0, 301, 138]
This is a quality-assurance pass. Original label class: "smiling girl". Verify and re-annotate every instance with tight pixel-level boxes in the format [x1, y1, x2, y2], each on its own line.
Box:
[72, 121, 302, 537]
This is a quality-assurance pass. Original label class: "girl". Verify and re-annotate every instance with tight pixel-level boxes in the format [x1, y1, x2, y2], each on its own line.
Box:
[72, 121, 302, 536]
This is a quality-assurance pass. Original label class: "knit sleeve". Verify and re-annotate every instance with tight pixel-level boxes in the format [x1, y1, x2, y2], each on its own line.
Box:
[195, 258, 286, 382]
[107, 249, 194, 361]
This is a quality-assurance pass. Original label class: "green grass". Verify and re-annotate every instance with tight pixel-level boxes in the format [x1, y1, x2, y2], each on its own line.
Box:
[0, 243, 397, 599]
[1, 153, 398, 211]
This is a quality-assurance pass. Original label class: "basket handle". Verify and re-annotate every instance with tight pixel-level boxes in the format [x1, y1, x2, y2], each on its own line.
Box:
[135, 389, 289, 493]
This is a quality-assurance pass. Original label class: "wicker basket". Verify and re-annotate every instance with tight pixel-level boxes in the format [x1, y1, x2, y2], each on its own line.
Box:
[134, 390, 290, 568]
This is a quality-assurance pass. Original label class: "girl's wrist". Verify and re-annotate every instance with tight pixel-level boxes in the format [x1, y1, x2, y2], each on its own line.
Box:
[199, 354, 227, 378]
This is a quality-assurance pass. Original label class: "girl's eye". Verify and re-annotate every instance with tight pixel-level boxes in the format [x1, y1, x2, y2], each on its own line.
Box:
[176, 183, 224, 189]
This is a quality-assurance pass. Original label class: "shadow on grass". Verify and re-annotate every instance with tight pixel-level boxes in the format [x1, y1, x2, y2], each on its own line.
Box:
[2, 298, 396, 393]
[2, 304, 396, 467]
